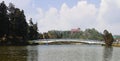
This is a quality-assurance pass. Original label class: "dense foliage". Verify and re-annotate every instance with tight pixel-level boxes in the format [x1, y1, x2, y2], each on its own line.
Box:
[103, 30, 114, 46]
[41, 28, 103, 40]
[0, 1, 39, 45]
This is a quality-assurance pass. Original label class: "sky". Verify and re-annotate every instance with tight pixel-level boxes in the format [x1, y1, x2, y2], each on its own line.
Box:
[0, 0, 120, 35]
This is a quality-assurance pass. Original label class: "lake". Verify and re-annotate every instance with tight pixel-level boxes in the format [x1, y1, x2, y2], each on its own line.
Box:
[0, 44, 120, 61]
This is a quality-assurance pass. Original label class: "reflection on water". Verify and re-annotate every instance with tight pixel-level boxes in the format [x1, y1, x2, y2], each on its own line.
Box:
[37, 45, 103, 61]
[0, 46, 28, 61]
[0, 45, 120, 61]
[0, 46, 38, 61]
[27, 46, 38, 61]
[103, 47, 113, 61]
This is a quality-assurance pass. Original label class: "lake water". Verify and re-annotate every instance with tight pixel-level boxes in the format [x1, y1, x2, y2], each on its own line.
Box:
[0, 45, 120, 61]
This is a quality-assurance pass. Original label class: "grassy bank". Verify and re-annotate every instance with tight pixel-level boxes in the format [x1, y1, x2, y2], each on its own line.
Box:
[112, 43, 120, 47]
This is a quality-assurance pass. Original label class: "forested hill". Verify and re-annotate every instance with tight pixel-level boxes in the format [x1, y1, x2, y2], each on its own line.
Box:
[0, 1, 39, 45]
[41, 28, 104, 41]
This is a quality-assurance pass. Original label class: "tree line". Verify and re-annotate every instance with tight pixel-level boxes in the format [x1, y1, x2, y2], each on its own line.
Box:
[0, 1, 39, 45]
[41, 28, 103, 41]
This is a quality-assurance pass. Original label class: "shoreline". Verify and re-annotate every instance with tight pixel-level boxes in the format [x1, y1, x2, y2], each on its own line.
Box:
[28, 41, 120, 47]
[0, 40, 120, 47]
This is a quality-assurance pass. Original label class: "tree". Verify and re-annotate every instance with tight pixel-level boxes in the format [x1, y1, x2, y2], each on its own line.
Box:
[0, 1, 40, 45]
[43, 32, 49, 39]
[0, 1, 9, 37]
[103, 30, 114, 46]
[17, 10, 29, 40]
[8, 2, 29, 40]
[48, 30, 63, 39]
[28, 18, 39, 40]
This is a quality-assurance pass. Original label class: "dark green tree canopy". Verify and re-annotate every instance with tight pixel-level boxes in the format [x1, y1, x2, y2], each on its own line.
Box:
[0, 1, 9, 37]
[28, 18, 39, 40]
[0, 1, 39, 45]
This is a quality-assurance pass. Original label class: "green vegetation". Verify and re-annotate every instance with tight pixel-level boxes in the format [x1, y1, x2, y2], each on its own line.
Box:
[113, 35, 120, 39]
[103, 30, 114, 47]
[41, 28, 103, 40]
[0, 1, 39, 45]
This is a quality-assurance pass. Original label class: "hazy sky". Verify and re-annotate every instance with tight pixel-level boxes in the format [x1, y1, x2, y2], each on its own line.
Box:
[0, 0, 120, 35]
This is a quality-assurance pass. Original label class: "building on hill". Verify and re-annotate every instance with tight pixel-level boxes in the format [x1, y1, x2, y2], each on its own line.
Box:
[71, 28, 80, 33]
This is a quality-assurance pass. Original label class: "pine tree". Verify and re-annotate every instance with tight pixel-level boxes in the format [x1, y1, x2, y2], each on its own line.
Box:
[0, 1, 9, 37]
[28, 18, 39, 40]
[8, 3, 29, 41]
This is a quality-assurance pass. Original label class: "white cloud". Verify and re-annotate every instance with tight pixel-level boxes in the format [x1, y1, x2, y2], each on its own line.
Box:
[1, 0, 120, 35]
[37, 1, 97, 32]
[97, 0, 120, 35]
[37, 0, 120, 35]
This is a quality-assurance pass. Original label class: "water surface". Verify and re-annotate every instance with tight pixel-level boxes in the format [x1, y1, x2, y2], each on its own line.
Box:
[0, 45, 120, 61]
